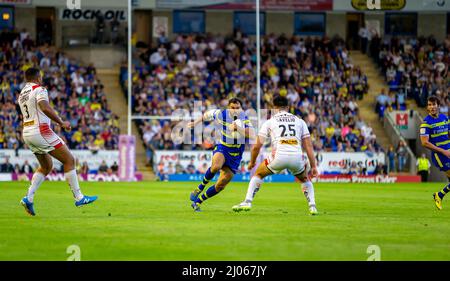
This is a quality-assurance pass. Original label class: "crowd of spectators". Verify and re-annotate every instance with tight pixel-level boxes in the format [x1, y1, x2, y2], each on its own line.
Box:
[122, 32, 384, 168]
[369, 35, 448, 175]
[382, 140, 410, 173]
[371, 35, 449, 119]
[78, 160, 119, 175]
[156, 159, 209, 176]
[0, 29, 121, 152]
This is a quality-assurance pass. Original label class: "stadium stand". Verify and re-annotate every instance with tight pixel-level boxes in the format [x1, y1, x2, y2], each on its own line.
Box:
[0, 29, 120, 171]
[124, 33, 386, 173]
[370, 35, 449, 119]
[0, 29, 121, 150]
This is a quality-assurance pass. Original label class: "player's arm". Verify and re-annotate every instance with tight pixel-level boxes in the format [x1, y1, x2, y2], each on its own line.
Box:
[302, 136, 319, 178]
[419, 123, 450, 158]
[248, 120, 268, 170]
[244, 126, 256, 140]
[248, 136, 264, 170]
[187, 109, 218, 128]
[420, 135, 450, 158]
[187, 116, 203, 128]
[300, 119, 318, 178]
[38, 100, 71, 131]
[232, 120, 256, 140]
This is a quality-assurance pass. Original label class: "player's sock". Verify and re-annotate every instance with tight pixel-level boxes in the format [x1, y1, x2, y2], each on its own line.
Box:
[244, 176, 263, 203]
[65, 169, 84, 201]
[302, 181, 316, 207]
[438, 183, 450, 199]
[26, 172, 46, 203]
[195, 185, 220, 204]
[196, 168, 216, 192]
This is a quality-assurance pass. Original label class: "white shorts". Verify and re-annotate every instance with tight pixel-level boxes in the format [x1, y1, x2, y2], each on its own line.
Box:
[23, 125, 65, 154]
[265, 153, 308, 175]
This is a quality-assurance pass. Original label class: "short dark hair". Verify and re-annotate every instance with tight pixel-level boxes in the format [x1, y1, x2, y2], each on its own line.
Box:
[25, 68, 40, 82]
[427, 96, 440, 106]
[228, 97, 243, 107]
[273, 95, 288, 108]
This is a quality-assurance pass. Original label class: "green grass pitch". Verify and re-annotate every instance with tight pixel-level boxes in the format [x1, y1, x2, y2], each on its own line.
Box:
[1, 181, 450, 261]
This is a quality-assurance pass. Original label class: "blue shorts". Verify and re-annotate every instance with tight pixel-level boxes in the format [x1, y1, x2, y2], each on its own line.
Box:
[213, 144, 243, 174]
[431, 152, 450, 172]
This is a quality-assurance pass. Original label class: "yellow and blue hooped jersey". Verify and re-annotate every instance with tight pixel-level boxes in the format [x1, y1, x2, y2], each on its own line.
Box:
[420, 113, 450, 171]
[205, 108, 252, 155]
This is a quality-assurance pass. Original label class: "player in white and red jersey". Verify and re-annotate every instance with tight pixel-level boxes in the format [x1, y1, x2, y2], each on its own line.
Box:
[18, 67, 97, 216]
[232, 95, 319, 215]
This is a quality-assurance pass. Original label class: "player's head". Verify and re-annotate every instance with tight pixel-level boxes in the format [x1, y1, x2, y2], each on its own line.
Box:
[228, 98, 243, 110]
[273, 95, 289, 110]
[227, 98, 243, 117]
[25, 67, 42, 84]
[427, 96, 440, 117]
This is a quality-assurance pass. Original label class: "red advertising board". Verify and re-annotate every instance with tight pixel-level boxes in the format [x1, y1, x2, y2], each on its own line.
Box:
[311, 175, 421, 183]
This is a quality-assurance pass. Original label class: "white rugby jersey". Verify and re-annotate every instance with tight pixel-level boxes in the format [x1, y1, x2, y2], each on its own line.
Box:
[258, 111, 310, 154]
[18, 83, 51, 137]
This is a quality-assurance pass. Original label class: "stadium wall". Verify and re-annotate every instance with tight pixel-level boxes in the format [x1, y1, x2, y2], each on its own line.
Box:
[150, 10, 350, 39]
[266, 11, 294, 35]
[205, 10, 233, 35]
[31, 0, 129, 8]
[63, 46, 126, 68]
[148, 10, 448, 41]
[152, 10, 174, 37]
[364, 12, 384, 36]
[418, 12, 447, 43]
[14, 7, 36, 40]
[135, 9, 152, 44]
[6, 5, 450, 45]
[326, 12, 346, 39]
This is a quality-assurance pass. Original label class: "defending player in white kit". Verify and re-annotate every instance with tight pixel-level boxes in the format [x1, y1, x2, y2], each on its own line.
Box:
[232, 95, 319, 215]
[18, 68, 97, 216]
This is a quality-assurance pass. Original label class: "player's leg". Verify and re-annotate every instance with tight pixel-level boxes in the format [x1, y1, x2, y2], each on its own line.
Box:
[191, 166, 233, 211]
[295, 169, 318, 215]
[232, 162, 273, 212]
[26, 153, 52, 202]
[20, 153, 53, 216]
[48, 145, 98, 206]
[190, 151, 225, 201]
[433, 170, 450, 210]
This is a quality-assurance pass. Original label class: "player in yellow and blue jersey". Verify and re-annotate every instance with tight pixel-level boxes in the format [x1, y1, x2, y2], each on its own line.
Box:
[187, 98, 255, 212]
[419, 96, 450, 210]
